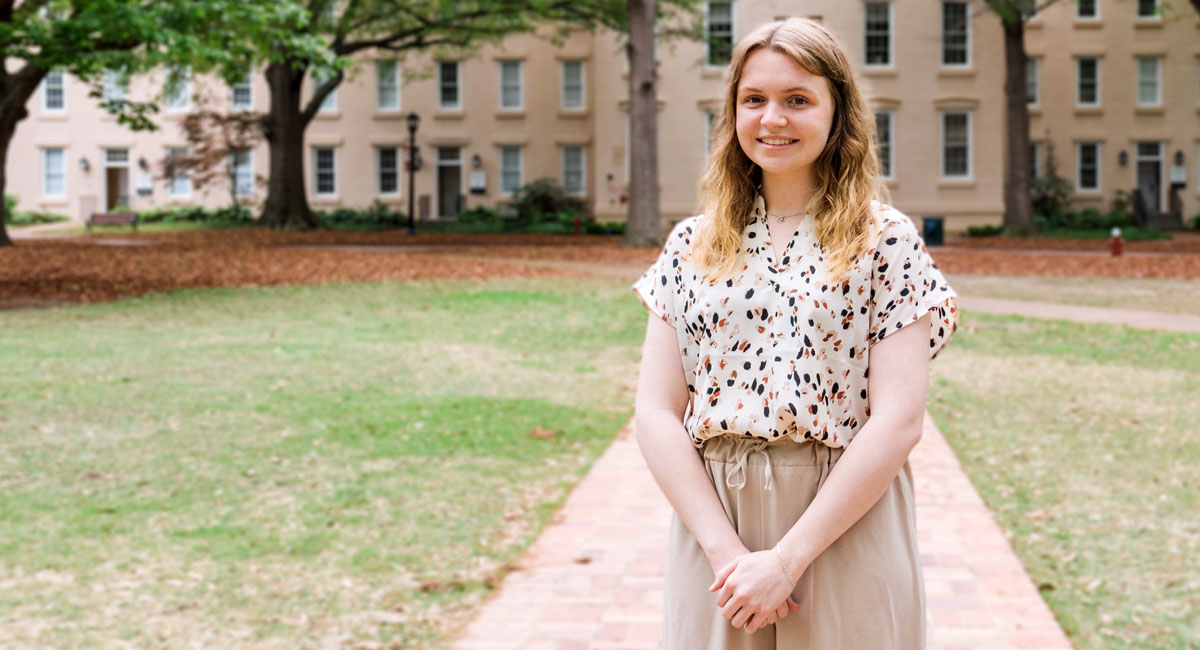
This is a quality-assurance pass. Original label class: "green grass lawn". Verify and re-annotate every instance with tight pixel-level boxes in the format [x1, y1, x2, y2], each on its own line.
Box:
[1, 277, 1196, 649]
[0, 278, 648, 649]
[927, 313, 1199, 650]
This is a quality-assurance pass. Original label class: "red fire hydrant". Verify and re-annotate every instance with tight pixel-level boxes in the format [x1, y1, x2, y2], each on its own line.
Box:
[1110, 227, 1123, 257]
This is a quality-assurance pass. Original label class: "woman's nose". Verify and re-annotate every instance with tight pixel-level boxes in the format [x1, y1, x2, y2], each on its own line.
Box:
[763, 101, 788, 127]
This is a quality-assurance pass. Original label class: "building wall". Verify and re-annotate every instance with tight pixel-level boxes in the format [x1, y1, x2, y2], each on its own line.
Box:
[6, 1, 1199, 233]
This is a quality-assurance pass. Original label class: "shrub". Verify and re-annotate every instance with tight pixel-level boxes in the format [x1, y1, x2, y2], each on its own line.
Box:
[317, 202, 406, 228]
[1191, 214, 1200, 231]
[455, 206, 503, 226]
[510, 179, 585, 227]
[3, 193, 16, 216]
[5, 210, 69, 225]
[966, 224, 1004, 237]
[138, 205, 252, 224]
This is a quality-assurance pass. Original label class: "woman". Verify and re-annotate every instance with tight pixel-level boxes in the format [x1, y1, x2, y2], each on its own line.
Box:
[632, 18, 958, 649]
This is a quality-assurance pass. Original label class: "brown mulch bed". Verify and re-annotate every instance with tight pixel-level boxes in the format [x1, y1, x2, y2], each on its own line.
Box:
[3, 228, 1199, 309]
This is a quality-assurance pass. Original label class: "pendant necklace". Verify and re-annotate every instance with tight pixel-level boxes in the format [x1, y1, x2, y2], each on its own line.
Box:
[765, 211, 806, 224]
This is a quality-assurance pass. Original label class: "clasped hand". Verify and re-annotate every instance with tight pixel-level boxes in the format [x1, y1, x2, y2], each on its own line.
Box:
[709, 549, 802, 635]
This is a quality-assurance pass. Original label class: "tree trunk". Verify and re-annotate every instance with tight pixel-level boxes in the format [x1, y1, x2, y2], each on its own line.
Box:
[0, 129, 13, 247]
[622, 0, 662, 247]
[260, 62, 320, 230]
[1002, 19, 1034, 237]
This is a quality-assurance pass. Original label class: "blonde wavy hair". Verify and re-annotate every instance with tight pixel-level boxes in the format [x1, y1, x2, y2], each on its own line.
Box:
[693, 18, 884, 284]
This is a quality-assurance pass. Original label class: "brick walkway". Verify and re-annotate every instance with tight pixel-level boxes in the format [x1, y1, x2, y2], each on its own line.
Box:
[451, 415, 1074, 650]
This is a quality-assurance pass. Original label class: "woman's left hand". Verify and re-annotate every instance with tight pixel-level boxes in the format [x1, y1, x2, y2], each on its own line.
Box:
[709, 550, 804, 634]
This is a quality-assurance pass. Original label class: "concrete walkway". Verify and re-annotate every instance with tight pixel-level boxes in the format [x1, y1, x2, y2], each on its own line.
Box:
[451, 414, 1075, 650]
[955, 296, 1200, 333]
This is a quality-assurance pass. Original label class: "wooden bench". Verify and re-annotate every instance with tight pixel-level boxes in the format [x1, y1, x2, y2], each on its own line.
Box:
[87, 212, 139, 233]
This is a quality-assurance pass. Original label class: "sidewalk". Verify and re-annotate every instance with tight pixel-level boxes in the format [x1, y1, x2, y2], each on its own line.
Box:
[451, 415, 1074, 650]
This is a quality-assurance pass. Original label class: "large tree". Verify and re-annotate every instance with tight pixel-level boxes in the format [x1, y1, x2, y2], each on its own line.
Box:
[623, 0, 660, 246]
[0, 0, 305, 247]
[979, 0, 1058, 237]
[254, 0, 701, 231]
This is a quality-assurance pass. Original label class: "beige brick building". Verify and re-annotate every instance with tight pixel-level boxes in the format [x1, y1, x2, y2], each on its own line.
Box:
[7, 0, 1199, 233]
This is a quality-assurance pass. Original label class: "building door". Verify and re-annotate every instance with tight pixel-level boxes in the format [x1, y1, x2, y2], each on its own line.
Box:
[436, 147, 463, 219]
[102, 149, 131, 211]
[1135, 141, 1162, 213]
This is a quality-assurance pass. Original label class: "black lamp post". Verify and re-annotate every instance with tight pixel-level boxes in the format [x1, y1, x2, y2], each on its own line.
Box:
[406, 111, 420, 235]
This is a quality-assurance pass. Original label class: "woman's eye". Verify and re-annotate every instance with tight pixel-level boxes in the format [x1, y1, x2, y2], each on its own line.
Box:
[790, 97, 808, 106]
[744, 96, 763, 104]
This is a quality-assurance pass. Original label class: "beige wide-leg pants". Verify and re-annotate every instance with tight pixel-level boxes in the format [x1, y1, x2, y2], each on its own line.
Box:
[662, 435, 925, 650]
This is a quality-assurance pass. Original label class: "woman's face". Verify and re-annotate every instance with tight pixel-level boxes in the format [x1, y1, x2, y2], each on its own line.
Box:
[735, 48, 835, 186]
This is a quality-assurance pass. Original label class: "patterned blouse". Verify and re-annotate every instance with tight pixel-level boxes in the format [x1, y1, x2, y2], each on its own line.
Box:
[633, 195, 958, 449]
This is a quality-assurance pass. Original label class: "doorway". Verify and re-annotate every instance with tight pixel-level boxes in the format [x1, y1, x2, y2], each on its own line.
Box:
[1135, 141, 1162, 213]
[436, 147, 463, 219]
[102, 148, 131, 211]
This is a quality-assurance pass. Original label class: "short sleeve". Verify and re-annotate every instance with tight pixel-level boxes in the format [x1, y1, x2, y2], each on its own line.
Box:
[867, 213, 959, 360]
[632, 219, 694, 327]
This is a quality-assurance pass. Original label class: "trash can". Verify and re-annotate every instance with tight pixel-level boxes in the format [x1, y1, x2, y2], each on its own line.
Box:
[921, 216, 945, 246]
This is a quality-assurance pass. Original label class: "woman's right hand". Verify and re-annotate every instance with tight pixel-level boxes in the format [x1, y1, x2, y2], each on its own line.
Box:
[706, 542, 799, 632]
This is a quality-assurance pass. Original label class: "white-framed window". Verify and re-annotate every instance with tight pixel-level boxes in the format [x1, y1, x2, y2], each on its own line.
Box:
[41, 148, 66, 198]
[313, 70, 337, 112]
[1077, 0, 1099, 19]
[230, 70, 252, 111]
[377, 146, 400, 196]
[1076, 57, 1100, 106]
[499, 146, 522, 195]
[437, 60, 461, 110]
[1030, 141, 1042, 182]
[1136, 0, 1159, 18]
[229, 148, 253, 197]
[313, 147, 336, 196]
[1076, 141, 1101, 192]
[561, 60, 585, 110]
[864, 1, 892, 67]
[165, 66, 190, 112]
[102, 69, 129, 103]
[1026, 57, 1040, 106]
[1136, 56, 1161, 107]
[706, 1, 734, 66]
[875, 110, 893, 179]
[376, 60, 400, 111]
[941, 1, 970, 67]
[561, 145, 585, 196]
[940, 110, 971, 179]
[498, 60, 522, 110]
[166, 147, 191, 196]
[42, 69, 65, 112]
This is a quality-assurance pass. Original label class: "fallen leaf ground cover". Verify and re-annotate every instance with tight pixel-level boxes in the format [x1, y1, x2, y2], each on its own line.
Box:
[4, 227, 1200, 310]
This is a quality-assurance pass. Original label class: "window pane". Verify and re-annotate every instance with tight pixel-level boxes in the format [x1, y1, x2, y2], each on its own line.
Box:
[942, 112, 969, 177]
[500, 146, 522, 194]
[378, 147, 398, 194]
[167, 147, 190, 195]
[439, 61, 459, 108]
[562, 146, 584, 194]
[941, 2, 969, 66]
[377, 61, 399, 110]
[1137, 57, 1159, 105]
[1137, 0, 1158, 17]
[230, 149, 252, 197]
[44, 149, 65, 197]
[500, 60, 521, 109]
[562, 60, 584, 109]
[1026, 58, 1038, 105]
[874, 112, 892, 178]
[1078, 143, 1099, 190]
[231, 71, 252, 110]
[103, 70, 129, 103]
[1029, 142, 1041, 181]
[864, 2, 890, 66]
[706, 1, 733, 66]
[1077, 58, 1098, 104]
[313, 71, 336, 112]
[315, 148, 335, 195]
[1077, 0, 1097, 18]
[44, 70, 64, 110]
[166, 66, 190, 110]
